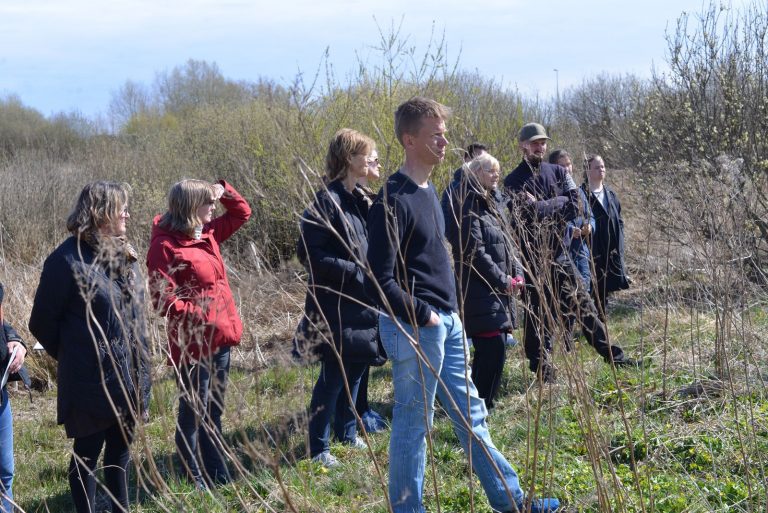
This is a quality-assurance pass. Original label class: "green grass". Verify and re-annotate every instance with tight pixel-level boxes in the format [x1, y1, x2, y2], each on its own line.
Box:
[10, 304, 768, 512]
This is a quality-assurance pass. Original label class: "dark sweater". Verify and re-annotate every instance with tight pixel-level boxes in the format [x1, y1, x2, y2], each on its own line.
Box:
[367, 171, 458, 326]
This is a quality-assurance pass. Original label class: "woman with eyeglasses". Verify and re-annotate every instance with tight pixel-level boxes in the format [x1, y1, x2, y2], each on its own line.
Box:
[352, 148, 389, 433]
[30, 181, 151, 513]
[146, 179, 251, 488]
[295, 129, 383, 467]
[442, 153, 524, 410]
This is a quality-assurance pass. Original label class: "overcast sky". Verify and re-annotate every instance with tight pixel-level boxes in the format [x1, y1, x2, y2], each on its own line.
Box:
[0, 0, 752, 118]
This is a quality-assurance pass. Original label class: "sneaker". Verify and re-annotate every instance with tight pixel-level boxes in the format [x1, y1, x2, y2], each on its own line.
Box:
[504, 333, 519, 347]
[311, 451, 340, 468]
[537, 364, 556, 384]
[345, 436, 368, 449]
[362, 410, 389, 433]
[610, 356, 643, 368]
[507, 497, 561, 513]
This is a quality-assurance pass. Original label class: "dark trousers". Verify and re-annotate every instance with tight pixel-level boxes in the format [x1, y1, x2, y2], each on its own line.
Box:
[69, 421, 133, 513]
[355, 366, 371, 415]
[524, 258, 623, 371]
[592, 278, 609, 322]
[176, 346, 232, 486]
[470, 333, 506, 410]
[308, 358, 367, 456]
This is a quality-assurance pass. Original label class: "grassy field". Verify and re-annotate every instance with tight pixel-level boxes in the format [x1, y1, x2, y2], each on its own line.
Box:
[8, 292, 768, 513]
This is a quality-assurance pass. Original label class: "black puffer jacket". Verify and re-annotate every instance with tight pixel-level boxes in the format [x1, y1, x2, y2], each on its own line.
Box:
[295, 179, 380, 363]
[29, 236, 151, 438]
[442, 171, 523, 335]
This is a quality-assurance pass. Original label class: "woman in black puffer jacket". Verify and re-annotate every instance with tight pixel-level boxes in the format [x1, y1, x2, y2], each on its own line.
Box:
[442, 153, 524, 410]
[295, 129, 382, 467]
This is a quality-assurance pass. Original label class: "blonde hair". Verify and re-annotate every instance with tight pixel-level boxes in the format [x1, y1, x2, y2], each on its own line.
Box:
[467, 153, 500, 176]
[325, 128, 375, 181]
[158, 179, 216, 234]
[66, 181, 130, 236]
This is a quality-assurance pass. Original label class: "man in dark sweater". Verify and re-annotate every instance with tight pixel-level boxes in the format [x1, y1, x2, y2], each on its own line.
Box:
[504, 123, 637, 382]
[367, 99, 559, 513]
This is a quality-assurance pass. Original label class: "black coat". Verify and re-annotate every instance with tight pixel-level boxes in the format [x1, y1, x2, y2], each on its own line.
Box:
[29, 236, 151, 438]
[503, 160, 578, 267]
[582, 184, 630, 294]
[442, 171, 523, 335]
[296, 179, 380, 364]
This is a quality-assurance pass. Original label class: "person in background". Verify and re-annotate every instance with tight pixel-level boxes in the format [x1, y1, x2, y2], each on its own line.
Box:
[505, 125, 637, 382]
[30, 181, 151, 513]
[582, 154, 631, 318]
[0, 283, 27, 513]
[354, 147, 389, 434]
[147, 178, 251, 488]
[368, 97, 559, 513]
[295, 129, 382, 468]
[548, 150, 593, 290]
[548, 149, 594, 346]
[443, 152, 524, 411]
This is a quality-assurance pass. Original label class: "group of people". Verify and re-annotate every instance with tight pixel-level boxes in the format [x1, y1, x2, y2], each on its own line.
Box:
[0, 95, 636, 513]
[297, 97, 638, 512]
[14, 178, 250, 512]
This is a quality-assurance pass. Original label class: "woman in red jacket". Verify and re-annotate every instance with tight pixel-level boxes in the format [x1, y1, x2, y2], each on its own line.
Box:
[146, 179, 251, 488]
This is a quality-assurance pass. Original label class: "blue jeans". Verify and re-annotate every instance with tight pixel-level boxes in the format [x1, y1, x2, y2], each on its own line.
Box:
[379, 311, 524, 513]
[176, 346, 232, 485]
[0, 389, 13, 512]
[308, 358, 367, 456]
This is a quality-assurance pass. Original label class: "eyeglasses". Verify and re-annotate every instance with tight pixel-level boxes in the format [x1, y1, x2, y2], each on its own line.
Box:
[367, 158, 380, 166]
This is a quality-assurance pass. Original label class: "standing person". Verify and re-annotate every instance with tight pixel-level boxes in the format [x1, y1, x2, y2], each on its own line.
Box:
[296, 129, 382, 467]
[0, 283, 28, 513]
[146, 179, 251, 488]
[548, 149, 594, 347]
[29, 181, 151, 513]
[442, 152, 524, 411]
[367, 97, 559, 513]
[582, 155, 630, 318]
[354, 147, 389, 434]
[548, 150, 593, 290]
[505, 125, 634, 382]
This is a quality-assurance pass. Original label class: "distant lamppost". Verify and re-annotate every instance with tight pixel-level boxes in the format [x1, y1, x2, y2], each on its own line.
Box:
[553, 68, 560, 106]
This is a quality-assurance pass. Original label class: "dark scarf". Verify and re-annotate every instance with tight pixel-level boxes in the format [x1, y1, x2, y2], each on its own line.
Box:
[81, 231, 138, 292]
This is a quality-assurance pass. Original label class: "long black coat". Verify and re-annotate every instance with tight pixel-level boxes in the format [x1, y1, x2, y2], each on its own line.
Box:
[29, 236, 151, 438]
[582, 184, 630, 294]
[442, 171, 523, 335]
[296, 179, 380, 364]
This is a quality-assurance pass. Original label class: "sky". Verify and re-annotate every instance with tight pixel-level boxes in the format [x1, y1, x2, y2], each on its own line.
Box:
[0, 0, 752, 119]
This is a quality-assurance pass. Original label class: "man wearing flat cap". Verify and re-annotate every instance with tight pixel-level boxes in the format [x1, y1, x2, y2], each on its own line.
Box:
[504, 123, 637, 382]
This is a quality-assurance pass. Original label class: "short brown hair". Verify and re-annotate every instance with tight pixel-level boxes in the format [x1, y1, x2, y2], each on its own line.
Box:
[325, 128, 375, 181]
[394, 96, 452, 146]
[66, 181, 130, 236]
[158, 179, 217, 234]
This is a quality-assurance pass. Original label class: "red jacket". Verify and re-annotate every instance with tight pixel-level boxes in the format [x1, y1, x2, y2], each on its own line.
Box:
[146, 180, 251, 364]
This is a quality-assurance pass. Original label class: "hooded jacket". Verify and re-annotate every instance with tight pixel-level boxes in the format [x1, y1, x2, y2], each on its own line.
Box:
[146, 180, 251, 365]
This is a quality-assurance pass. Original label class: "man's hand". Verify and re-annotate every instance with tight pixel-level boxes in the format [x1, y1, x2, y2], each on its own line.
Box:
[6, 341, 26, 374]
[581, 224, 592, 237]
[525, 191, 537, 203]
[426, 311, 441, 327]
